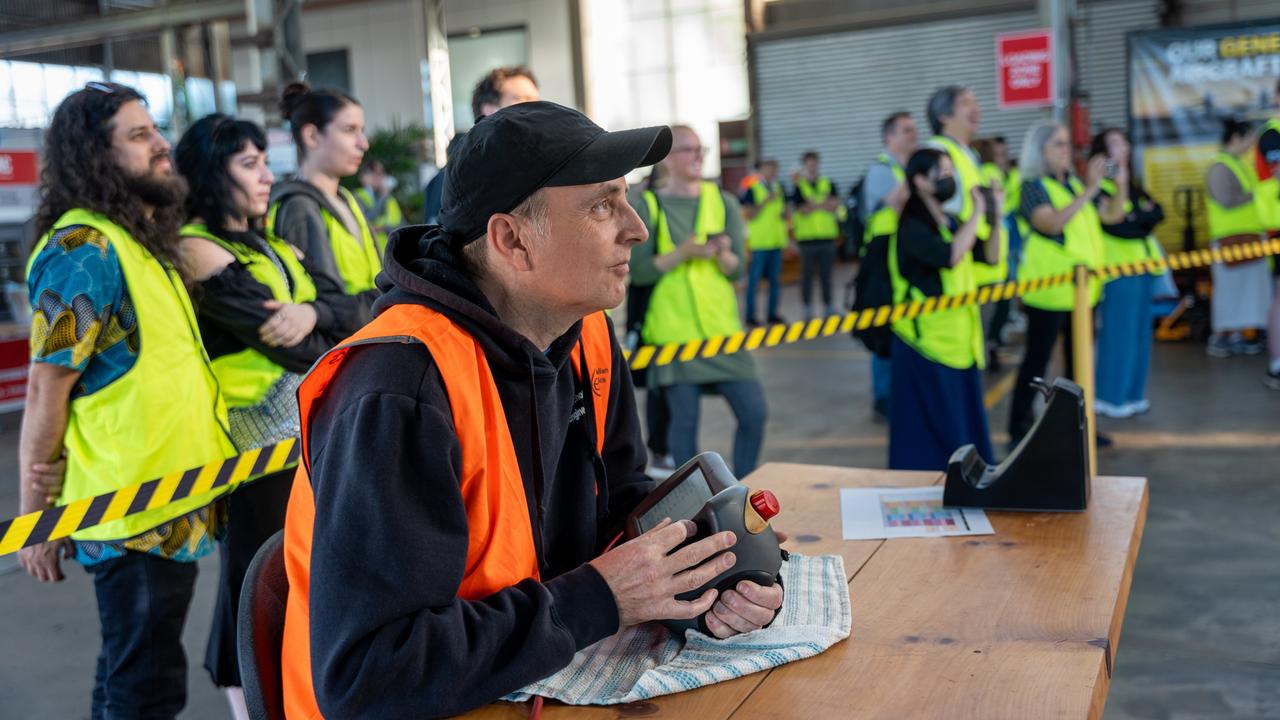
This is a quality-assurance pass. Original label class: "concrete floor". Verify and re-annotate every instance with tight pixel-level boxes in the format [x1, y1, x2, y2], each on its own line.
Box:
[1, 263, 1278, 718]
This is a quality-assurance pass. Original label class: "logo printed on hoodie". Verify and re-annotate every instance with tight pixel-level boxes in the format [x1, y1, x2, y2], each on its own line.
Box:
[591, 367, 609, 398]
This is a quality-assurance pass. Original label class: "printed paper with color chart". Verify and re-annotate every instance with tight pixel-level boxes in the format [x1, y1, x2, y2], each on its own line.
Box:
[840, 486, 994, 540]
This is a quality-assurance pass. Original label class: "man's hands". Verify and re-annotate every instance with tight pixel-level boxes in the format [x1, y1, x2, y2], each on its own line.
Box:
[970, 186, 988, 221]
[18, 539, 73, 583]
[592, 519, 735, 627]
[18, 452, 71, 582]
[26, 455, 66, 506]
[677, 234, 718, 260]
[704, 579, 784, 638]
[1085, 155, 1109, 197]
[591, 519, 787, 638]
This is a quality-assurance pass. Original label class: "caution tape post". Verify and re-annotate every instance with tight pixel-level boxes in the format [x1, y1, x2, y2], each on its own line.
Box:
[1071, 264, 1098, 480]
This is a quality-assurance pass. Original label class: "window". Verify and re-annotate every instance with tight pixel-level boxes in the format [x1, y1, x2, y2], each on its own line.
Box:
[306, 49, 352, 94]
[446, 26, 529, 131]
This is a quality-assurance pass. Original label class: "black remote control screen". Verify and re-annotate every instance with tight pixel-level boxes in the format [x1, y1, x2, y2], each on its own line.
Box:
[635, 467, 713, 533]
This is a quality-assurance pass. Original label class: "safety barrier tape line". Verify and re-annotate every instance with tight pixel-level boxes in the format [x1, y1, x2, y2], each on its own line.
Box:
[0, 438, 299, 556]
[1, 237, 1277, 557]
[624, 238, 1280, 370]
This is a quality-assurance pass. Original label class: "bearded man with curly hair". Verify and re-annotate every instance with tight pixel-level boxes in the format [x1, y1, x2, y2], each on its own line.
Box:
[18, 82, 236, 719]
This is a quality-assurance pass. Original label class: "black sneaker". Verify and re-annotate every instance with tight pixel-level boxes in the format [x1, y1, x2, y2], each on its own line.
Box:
[767, 314, 787, 325]
[872, 398, 889, 424]
[1265, 369, 1280, 390]
[745, 316, 762, 327]
[986, 345, 1002, 373]
[1096, 432, 1114, 449]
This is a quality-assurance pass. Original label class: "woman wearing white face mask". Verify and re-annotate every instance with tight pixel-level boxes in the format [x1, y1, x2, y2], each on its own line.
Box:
[887, 147, 1002, 470]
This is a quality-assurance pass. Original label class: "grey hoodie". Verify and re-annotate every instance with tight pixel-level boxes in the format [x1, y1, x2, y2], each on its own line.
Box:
[269, 178, 378, 323]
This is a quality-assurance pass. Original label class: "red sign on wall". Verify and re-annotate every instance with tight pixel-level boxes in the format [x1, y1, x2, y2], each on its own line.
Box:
[997, 30, 1055, 109]
[0, 151, 38, 186]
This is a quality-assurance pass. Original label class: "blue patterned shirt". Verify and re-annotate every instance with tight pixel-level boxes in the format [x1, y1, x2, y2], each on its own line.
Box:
[28, 223, 222, 565]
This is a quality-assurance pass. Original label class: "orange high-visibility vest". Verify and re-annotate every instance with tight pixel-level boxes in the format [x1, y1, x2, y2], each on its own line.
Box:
[281, 304, 613, 719]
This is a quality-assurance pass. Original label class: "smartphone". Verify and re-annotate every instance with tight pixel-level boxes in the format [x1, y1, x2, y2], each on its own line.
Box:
[1104, 160, 1117, 178]
[978, 186, 997, 225]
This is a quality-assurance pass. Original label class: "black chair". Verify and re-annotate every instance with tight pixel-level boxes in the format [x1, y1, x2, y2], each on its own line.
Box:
[238, 529, 288, 720]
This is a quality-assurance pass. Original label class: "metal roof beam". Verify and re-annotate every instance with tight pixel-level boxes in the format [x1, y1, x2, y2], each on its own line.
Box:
[0, 0, 245, 58]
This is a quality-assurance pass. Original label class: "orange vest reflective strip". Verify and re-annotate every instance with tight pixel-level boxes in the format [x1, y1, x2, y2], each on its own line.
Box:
[281, 304, 613, 719]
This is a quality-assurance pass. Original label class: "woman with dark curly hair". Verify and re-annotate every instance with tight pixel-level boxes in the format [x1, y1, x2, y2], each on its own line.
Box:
[175, 114, 363, 719]
[19, 82, 237, 718]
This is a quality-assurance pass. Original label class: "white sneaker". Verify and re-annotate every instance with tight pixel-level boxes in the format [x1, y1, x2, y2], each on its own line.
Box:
[646, 453, 677, 480]
[1125, 399, 1150, 415]
[1095, 399, 1135, 419]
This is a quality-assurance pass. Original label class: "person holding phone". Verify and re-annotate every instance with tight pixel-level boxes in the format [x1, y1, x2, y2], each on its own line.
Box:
[887, 148, 1000, 470]
[1008, 123, 1123, 447]
[1090, 128, 1164, 419]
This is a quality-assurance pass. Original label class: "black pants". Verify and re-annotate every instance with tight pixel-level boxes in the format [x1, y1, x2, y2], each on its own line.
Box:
[1008, 307, 1075, 442]
[989, 298, 1012, 347]
[798, 240, 837, 307]
[88, 552, 199, 720]
[205, 470, 293, 687]
[646, 386, 671, 456]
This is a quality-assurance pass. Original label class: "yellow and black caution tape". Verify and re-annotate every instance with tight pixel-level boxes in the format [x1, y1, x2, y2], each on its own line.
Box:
[625, 238, 1280, 370]
[1, 237, 1277, 557]
[0, 438, 299, 557]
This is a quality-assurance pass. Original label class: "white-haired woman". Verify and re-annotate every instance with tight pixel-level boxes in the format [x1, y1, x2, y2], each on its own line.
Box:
[1007, 123, 1122, 446]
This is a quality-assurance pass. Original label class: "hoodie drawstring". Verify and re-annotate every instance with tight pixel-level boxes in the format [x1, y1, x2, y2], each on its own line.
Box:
[527, 352, 549, 574]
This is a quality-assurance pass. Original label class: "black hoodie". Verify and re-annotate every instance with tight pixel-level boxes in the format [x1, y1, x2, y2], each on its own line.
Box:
[300, 224, 654, 718]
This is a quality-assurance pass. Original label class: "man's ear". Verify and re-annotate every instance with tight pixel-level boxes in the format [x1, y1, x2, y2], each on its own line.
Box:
[485, 213, 534, 272]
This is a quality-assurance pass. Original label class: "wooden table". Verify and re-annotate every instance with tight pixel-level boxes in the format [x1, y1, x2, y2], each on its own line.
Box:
[467, 463, 1148, 720]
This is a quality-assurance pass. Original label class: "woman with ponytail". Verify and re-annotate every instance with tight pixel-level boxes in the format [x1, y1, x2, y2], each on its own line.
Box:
[269, 82, 379, 322]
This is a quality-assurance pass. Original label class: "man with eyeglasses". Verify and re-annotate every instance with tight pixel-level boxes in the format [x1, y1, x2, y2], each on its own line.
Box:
[628, 124, 768, 478]
[18, 82, 236, 718]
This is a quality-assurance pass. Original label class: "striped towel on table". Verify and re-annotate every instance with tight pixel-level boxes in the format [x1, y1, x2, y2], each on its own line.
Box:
[504, 553, 850, 705]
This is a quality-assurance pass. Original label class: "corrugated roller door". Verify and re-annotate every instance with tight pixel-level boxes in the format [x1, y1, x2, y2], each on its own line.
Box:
[1073, 0, 1160, 130]
[754, 11, 1043, 189]
[1175, 0, 1280, 26]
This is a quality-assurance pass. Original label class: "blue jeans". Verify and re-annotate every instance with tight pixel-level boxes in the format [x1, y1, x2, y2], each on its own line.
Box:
[87, 552, 198, 720]
[746, 248, 782, 321]
[1096, 274, 1154, 406]
[871, 353, 891, 406]
[665, 380, 768, 476]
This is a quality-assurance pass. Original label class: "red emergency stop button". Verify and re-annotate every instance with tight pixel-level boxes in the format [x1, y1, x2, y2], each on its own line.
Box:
[750, 489, 780, 521]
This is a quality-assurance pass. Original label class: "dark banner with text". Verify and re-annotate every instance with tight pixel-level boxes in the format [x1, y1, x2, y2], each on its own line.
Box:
[1128, 20, 1280, 252]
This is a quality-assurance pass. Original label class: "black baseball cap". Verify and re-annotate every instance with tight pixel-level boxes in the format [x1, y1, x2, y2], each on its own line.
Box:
[440, 101, 672, 244]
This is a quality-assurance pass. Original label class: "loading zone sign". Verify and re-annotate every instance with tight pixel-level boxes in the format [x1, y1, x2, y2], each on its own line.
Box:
[997, 30, 1055, 109]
